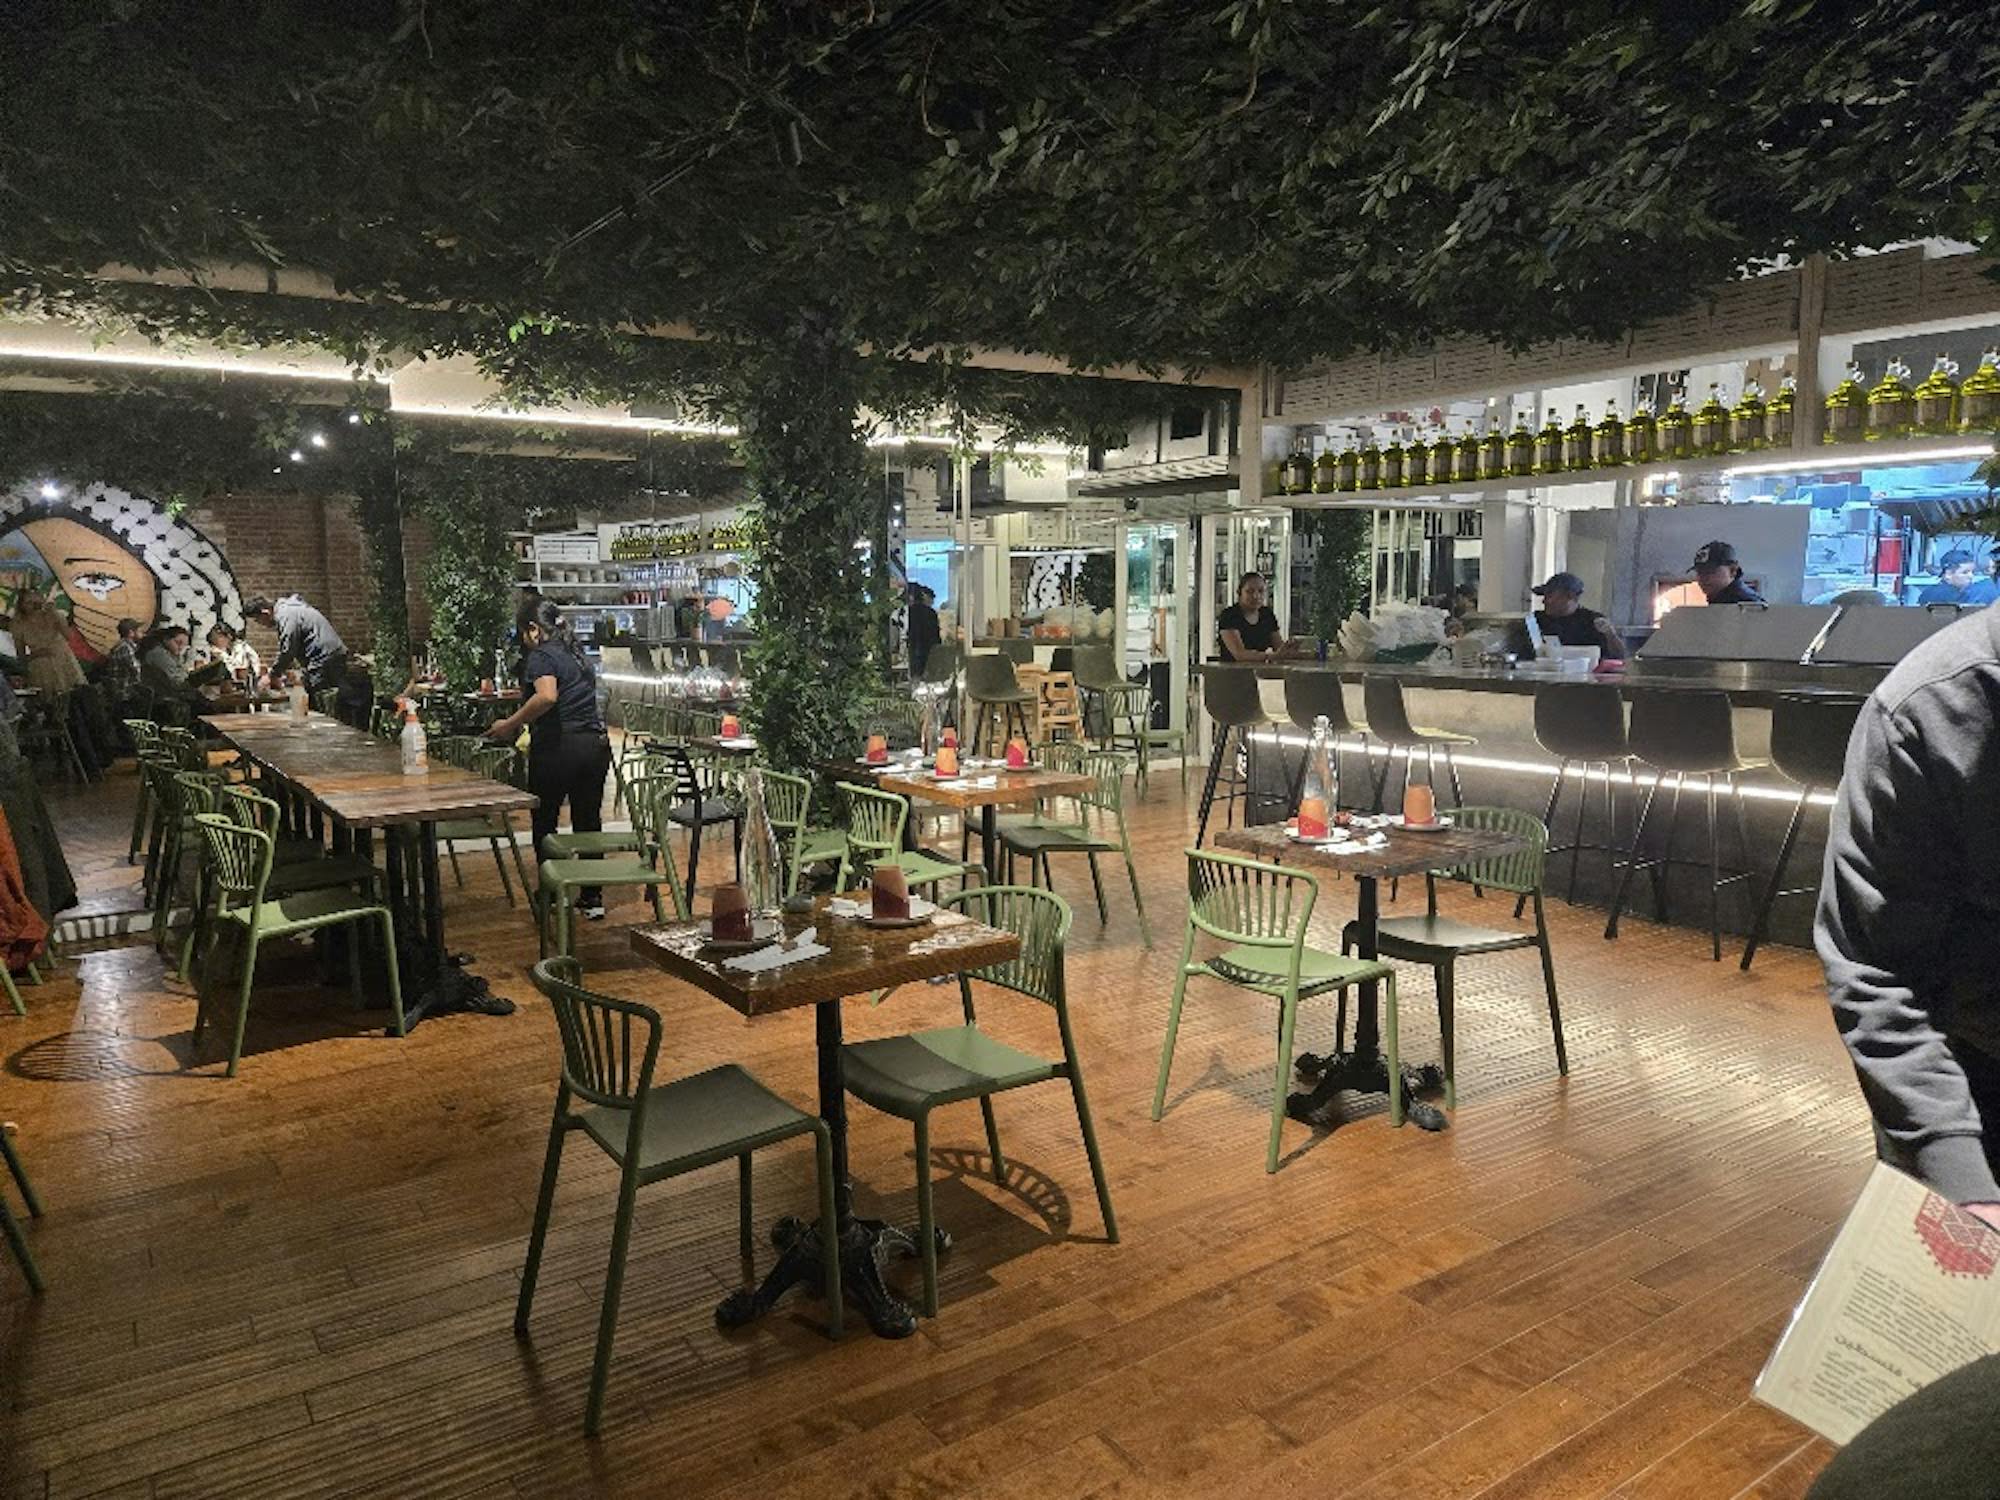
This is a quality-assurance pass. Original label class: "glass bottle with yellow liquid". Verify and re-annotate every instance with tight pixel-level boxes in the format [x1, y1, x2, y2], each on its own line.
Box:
[1960, 350, 2000, 432]
[1766, 376, 1796, 447]
[1313, 443, 1340, 493]
[1658, 385, 1694, 461]
[1913, 354, 1960, 435]
[1335, 441, 1359, 492]
[1283, 440, 1314, 495]
[1593, 400, 1627, 467]
[1823, 361, 1867, 445]
[1506, 413, 1537, 477]
[1692, 383, 1731, 455]
[1533, 409, 1565, 473]
[1404, 430, 1430, 487]
[1379, 434, 1406, 489]
[1625, 398, 1657, 465]
[1729, 381, 1768, 451]
[1456, 422, 1484, 483]
[1356, 435, 1382, 491]
[1563, 404, 1594, 471]
[1428, 426, 1456, 485]
[1866, 358, 1916, 441]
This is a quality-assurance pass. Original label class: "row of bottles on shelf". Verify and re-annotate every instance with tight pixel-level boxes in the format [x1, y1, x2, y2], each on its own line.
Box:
[606, 518, 752, 560]
[1278, 380, 1800, 493]
[1277, 348, 2000, 495]
[1822, 350, 2000, 443]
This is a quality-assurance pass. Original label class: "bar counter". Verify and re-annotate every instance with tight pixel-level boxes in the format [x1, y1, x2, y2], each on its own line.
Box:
[1200, 657, 1885, 708]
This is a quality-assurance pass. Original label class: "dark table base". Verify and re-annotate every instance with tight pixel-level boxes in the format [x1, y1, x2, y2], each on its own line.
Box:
[1289, 1049, 1450, 1133]
[716, 1212, 950, 1340]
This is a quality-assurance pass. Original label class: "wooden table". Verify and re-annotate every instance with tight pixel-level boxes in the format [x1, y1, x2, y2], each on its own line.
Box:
[201, 712, 539, 1023]
[1217, 820, 1526, 1132]
[824, 759, 1096, 881]
[631, 897, 1019, 1337]
[691, 734, 759, 758]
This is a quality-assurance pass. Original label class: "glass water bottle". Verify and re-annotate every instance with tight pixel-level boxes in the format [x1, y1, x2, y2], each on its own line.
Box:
[740, 768, 786, 917]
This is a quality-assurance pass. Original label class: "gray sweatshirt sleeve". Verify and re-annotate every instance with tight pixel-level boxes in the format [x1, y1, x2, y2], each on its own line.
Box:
[1816, 693, 1999, 1202]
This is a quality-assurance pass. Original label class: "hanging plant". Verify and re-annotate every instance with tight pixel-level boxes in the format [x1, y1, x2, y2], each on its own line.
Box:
[1292, 506, 1371, 642]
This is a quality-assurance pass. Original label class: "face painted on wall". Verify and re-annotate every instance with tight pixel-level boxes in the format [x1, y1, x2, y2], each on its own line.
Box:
[0, 515, 161, 656]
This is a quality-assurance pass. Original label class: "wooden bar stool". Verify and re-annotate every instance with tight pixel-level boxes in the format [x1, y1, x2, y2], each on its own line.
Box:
[1605, 690, 1764, 961]
[1739, 695, 1864, 971]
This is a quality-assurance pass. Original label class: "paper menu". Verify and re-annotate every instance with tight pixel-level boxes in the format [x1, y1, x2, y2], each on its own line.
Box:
[1755, 1161, 2000, 1444]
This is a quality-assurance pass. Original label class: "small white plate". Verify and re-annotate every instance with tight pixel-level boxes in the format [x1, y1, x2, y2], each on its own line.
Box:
[702, 917, 781, 952]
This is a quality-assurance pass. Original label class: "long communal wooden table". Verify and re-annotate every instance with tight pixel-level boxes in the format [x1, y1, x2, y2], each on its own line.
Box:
[631, 896, 1019, 1338]
[1217, 819, 1526, 1132]
[201, 712, 539, 1023]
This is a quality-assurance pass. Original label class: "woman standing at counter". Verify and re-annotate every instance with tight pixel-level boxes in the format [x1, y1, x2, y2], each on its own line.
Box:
[1218, 572, 1292, 662]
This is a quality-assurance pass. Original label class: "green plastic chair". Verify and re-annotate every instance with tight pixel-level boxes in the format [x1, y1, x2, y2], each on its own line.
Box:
[758, 768, 845, 897]
[1340, 806, 1568, 1113]
[1000, 748, 1151, 947]
[611, 699, 665, 814]
[125, 720, 164, 862]
[188, 813, 405, 1077]
[1154, 849, 1402, 1168]
[840, 885, 1116, 1318]
[152, 767, 225, 956]
[536, 772, 690, 962]
[834, 783, 981, 895]
[0, 1121, 43, 1294]
[517, 958, 841, 1435]
[430, 737, 535, 907]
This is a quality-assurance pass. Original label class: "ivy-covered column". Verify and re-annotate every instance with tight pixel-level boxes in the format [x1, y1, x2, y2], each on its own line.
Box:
[737, 327, 884, 773]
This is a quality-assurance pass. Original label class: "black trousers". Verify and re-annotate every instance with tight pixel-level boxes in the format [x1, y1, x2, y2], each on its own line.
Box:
[529, 729, 612, 901]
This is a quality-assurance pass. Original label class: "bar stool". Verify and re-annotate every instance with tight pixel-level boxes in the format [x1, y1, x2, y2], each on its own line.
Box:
[1361, 675, 1473, 810]
[993, 638, 1036, 666]
[1074, 644, 1148, 758]
[1739, 695, 1865, 971]
[964, 653, 1035, 756]
[1195, 666, 1279, 846]
[1530, 684, 1633, 905]
[1282, 672, 1370, 812]
[1605, 690, 1764, 961]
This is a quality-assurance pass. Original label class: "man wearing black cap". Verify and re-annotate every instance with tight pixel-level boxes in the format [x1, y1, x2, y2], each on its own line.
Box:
[1507, 571, 1625, 660]
[1690, 540, 1764, 604]
[1917, 548, 1996, 606]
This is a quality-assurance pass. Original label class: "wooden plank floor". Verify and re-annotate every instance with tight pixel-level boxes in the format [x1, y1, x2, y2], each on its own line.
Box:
[0, 760, 1865, 1499]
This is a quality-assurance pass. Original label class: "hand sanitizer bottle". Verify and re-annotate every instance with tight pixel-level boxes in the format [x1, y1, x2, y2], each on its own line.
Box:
[400, 705, 428, 775]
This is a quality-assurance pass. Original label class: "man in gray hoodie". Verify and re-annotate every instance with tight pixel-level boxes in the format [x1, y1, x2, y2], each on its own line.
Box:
[1818, 606, 2000, 1231]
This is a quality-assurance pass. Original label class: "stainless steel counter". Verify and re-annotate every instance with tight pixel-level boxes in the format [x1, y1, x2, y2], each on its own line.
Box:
[1198, 659, 1882, 708]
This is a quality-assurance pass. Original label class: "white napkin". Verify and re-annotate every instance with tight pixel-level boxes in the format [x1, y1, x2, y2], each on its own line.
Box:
[1323, 832, 1392, 855]
[719, 736, 757, 748]
[826, 896, 936, 920]
[723, 927, 827, 972]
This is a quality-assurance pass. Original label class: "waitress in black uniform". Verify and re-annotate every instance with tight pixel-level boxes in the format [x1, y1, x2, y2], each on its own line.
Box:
[1217, 571, 1289, 662]
[486, 598, 613, 918]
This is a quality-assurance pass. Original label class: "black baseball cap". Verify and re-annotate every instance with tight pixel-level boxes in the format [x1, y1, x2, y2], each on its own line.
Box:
[1532, 572, 1586, 597]
[1690, 540, 1739, 571]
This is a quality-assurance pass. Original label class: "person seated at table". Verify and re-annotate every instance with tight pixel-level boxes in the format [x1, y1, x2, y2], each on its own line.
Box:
[1218, 571, 1299, 663]
[1917, 548, 1998, 607]
[485, 598, 612, 920]
[1505, 572, 1626, 660]
[138, 623, 198, 700]
[200, 622, 263, 684]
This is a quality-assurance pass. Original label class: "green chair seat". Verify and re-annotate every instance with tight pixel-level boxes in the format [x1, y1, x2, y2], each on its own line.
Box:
[794, 827, 848, 864]
[1204, 943, 1392, 996]
[577, 1063, 824, 1173]
[1371, 913, 1537, 958]
[999, 823, 1110, 856]
[843, 1024, 1056, 1114]
[540, 829, 645, 859]
[214, 885, 396, 936]
[890, 850, 982, 889]
[266, 850, 380, 895]
[435, 815, 515, 842]
[537, 856, 670, 891]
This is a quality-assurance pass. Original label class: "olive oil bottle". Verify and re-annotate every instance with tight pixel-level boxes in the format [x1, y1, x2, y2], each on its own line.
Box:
[1625, 398, 1657, 465]
[1823, 361, 1867, 444]
[1429, 427, 1456, 485]
[1692, 383, 1731, 455]
[1728, 381, 1768, 452]
[1960, 350, 2000, 432]
[1766, 376, 1796, 447]
[1658, 385, 1694, 461]
[1380, 434, 1407, 489]
[1563, 404, 1594, 471]
[1533, 409, 1565, 473]
[1283, 439, 1313, 495]
[1313, 443, 1340, 493]
[1335, 441, 1360, 492]
[1913, 354, 1960, 434]
[1404, 431, 1430, 487]
[1506, 412, 1537, 477]
[1866, 357, 1916, 441]
[1357, 434, 1382, 490]
[1593, 400, 1627, 467]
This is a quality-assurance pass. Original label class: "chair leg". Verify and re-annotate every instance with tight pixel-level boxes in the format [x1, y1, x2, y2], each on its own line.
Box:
[914, 1112, 940, 1317]
[1085, 852, 1108, 925]
[377, 913, 406, 1038]
[0, 967, 20, 1017]
[507, 835, 535, 911]
[1704, 773, 1722, 962]
[1567, 760, 1594, 905]
[584, 1161, 642, 1436]
[1741, 784, 1811, 972]
[488, 838, 517, 907]
[737, 1152, 755, 1272]
[1605, 771, 1664, 940]
[1152, 949, 1194, 1119]
[1384, 972, 1404, 1127]
[0, 1193, 42, 1294]
[1065, 1063, 1118, 1242]
[515, 1105, 567, 1333]
[979, 1096, 1005, 1181]
[1520, 760, 1567, 920]
[1267, 989, 1300, 1173]
[1533, 891, 1569, 1074]
[1435, 961, 1456, 1111]
[1445, 746, 1464, 808]
[446, 840, 465, 888]
[1194, 725, 1228, 847]
[226, 935, 260, 1078]
[684, 820, 704, 915]
[0, 1129, 41, 1216]
[1124, 851, 1152, 949]
[1653, 772, 1687, 923]
[810, 1127, 843, 1338]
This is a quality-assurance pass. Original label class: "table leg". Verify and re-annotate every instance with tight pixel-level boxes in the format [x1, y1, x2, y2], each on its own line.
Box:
[394, 820, 516, 1028]
[715, 996, 934, 1340]
[1287, 875, 1449, 1131]
[980, 804, 999, 885]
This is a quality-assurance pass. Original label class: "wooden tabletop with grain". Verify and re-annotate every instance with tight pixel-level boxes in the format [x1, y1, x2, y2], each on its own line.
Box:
[628, 895, 1020, 1017]
[201, 712, 539, 829]
[1216, 820, 1525, 882]
[820, 758, 1095, 811]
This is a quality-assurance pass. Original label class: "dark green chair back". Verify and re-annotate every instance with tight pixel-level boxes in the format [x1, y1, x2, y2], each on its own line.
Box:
[840, 783, 909, 865]
[1433, 805, 1546, 895]
[193, 812, 276, 909]
[942, 885, 1071, 1009]
[1184, 847, 1317, 950]
[531, 956, 663, 1112]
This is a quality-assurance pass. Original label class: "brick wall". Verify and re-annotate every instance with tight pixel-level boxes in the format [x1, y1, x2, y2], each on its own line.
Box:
[184, 490, 381, 657]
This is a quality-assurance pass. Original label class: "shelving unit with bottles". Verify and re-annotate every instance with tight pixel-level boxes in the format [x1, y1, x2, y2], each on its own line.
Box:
[512, 508, 754, 643]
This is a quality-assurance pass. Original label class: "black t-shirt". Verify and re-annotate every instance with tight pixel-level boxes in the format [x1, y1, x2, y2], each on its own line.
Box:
[519, 642, 603, 750]
[1218, 603, 1280, 661]
[1705, 575, 1764, 605]
[1510, 606, 1625, 660]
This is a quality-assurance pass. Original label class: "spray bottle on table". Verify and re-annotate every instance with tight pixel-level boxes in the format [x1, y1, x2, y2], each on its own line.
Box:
[400, 701, 428, 775]
[286, 672, 309, 723]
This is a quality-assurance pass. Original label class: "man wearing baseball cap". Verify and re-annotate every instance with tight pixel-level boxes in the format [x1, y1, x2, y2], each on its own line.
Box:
[1690, 540, 1764, 604]
[1917, 548, 1997, 607]
[1507, 571, 1625, 659]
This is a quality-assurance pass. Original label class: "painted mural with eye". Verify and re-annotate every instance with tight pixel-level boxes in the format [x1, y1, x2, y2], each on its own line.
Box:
[0, 484, 244, 661]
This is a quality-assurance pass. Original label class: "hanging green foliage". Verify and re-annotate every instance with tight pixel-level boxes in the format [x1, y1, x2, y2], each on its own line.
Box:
[1292, 507, 1371, 643]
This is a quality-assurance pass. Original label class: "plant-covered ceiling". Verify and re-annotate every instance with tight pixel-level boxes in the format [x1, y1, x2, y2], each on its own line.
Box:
[4, 0, 1996, 388]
